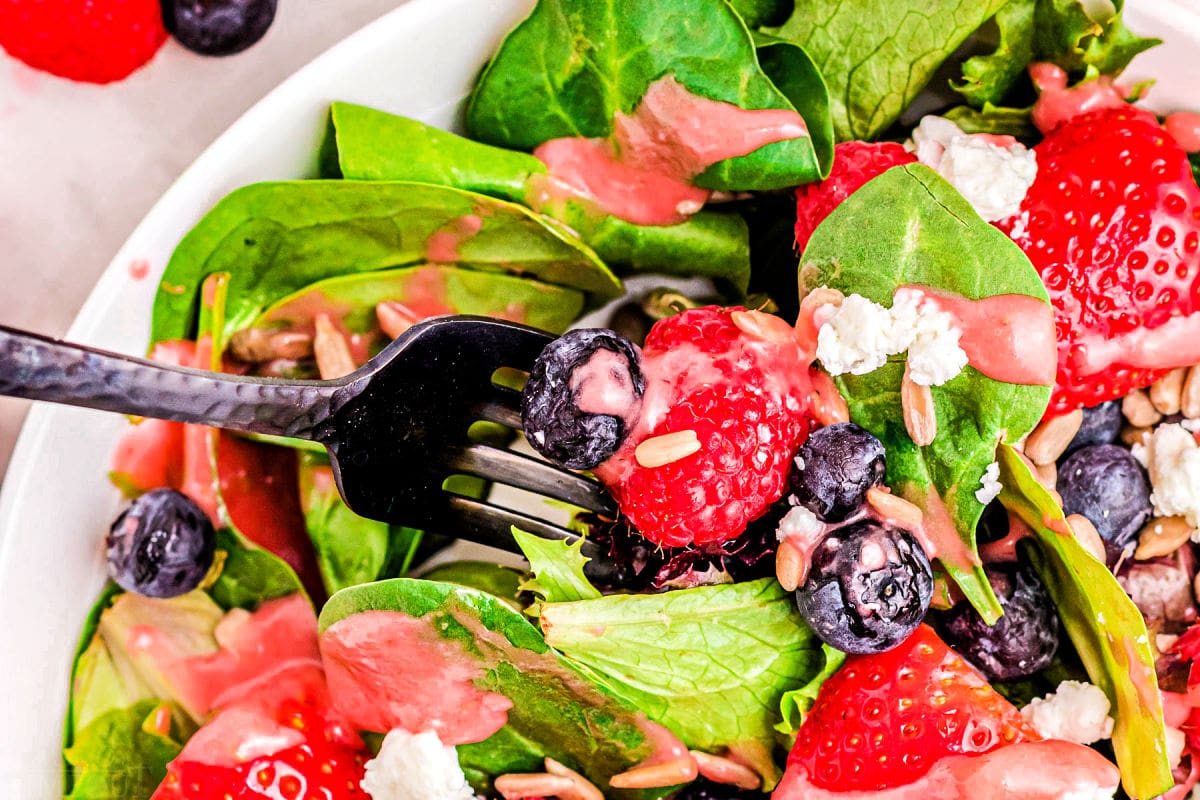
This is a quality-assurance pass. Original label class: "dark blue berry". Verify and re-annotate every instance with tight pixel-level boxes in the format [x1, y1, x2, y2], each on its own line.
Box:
[522, 329, 644, 470]
[106, 489, 216, 598]
[162, 0, 277, 56]
[938, 563, 1059, 680]
[1062, 400, 1123, 458]
[788, 422, 886, 522]
[795, 519, 933, 654]
[673, 778, 768, 800]
[1057, 444, 1151, 547]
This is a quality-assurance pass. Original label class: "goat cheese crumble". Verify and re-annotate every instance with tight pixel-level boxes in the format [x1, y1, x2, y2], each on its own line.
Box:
[1020, 681, 1115, 745]
[814, 289, 967, 386]
[777, 503, 824, 543]
[361, 729, 476, 800]
[974, 461, 1003, 504]
[1131, 423, 1200, 528]
[908, 115, 1038, 221]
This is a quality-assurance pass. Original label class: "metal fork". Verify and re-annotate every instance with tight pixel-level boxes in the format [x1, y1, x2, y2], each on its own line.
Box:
[0, 317, 619, 581]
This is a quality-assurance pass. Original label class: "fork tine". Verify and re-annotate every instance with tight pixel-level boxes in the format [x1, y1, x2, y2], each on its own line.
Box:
[475, 385, 524, 429]
[444, 442, 616, 516]
[442, 495, 619, 585]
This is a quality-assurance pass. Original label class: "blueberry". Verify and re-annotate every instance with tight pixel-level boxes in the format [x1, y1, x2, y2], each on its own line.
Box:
[939, 564, 1059, 680]
[1062, 400, 1123, 458]
[788, 422, 886, 522]
[673, 778, 768, 800]
[106, 489, 216, 598]
[795, 519, 933, 654]
[162, 0, 278, 57]
[522, 329, 644, 470]
[1057, 444, 1151, 547]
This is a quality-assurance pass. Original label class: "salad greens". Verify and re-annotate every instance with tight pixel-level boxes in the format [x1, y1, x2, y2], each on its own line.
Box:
[954, 0, 1159, 108]
[775, 643, 847, 737]
[540, 578, 819, 772]
[765, 0, 1008, 140]
[64, 700, 182, 800]
[327, 103, 754, 293]
[466, 0, 834, 189]
[318, 578, 675, 797]
[150, 181, 621, 345]
[996, 446, 1172, 800]
[511, 526, 601, 606]
[799, 164, 1052, 622]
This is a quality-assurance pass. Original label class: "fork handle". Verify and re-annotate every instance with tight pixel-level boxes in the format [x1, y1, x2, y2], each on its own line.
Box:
[0, 325, 337, 439]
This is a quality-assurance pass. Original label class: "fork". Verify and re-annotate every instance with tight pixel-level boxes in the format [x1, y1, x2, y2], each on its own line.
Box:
[0, 318, 620, 582]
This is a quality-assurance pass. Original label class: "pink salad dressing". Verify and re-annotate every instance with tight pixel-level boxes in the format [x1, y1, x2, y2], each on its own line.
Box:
[126, 593, 322, 720]
[1076, 309, 1200, 375]
[773, 740, 1120, 800]
[320, 610, 513, 745]
[570, 346, 643, 424]
[128, 258, 151, 280]
[978, 513, 1035, 564]
[900, 286, 1057, 386]
[426, 214, 484, 263]
[1029, 63, 1128, 135]
[1166, 112, 1200, 153]
[530, 75, 809, 226]
[903, 483, 981, 574]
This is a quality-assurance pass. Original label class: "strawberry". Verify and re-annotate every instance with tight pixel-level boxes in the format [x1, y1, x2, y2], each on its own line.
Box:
[794, 141, 917, 252]
[783, 625, 1039, 792]
[0, 0, 167, 84]
[995, 106, 1200, 415]
[594, 307, 815, 548]
[152, 678, 369, 800]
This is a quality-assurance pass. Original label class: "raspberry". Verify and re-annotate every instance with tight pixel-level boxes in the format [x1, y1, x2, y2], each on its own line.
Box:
[0, 0, 167, 84]
[795, 141, 917, 252]
[595, 307, 815, 547]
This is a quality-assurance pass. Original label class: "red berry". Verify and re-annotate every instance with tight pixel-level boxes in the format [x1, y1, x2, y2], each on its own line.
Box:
[784, 625, 1039, 792]
[795, 141, 917, 252]
[152, 692, 369, 800]
[995, 106, 1200, 415]
[595, 307, 814, 548]
[0, 0, 167, 84]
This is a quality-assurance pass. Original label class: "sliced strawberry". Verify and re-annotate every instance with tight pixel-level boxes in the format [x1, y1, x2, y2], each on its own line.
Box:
[794, 142, 917, 253]
[995, 106, 1200, 415]
[784, 625, 1039, 792]
[151, 670, 369, 800]
[594, 307, 815, 547]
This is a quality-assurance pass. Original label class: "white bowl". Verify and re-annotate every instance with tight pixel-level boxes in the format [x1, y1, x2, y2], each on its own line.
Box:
[0, 0, 1191, 795]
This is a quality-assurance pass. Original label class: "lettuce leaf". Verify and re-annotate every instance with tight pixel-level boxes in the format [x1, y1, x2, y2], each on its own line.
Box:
[539, 577, 818, 784]
[64, 700, 182, 800]
[799, 164, 1051, 622]
[954, 0, 1159, 108]
[512, 526, 601, 607]
[775, 643, 846, 737]
[765, 0, 1008, 140]
[996, 445, 1171, 799]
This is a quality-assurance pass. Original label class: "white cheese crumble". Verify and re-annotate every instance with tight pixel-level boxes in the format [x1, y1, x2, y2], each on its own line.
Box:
[975, 461, 1003, 504]
[361, 729, 475, 800]
[777, 503, 824, 543]
[814, 289, 967, 386]
[908, 115, 1037, 222]
[1020, 681, 1115, 745]
[1131, 423, 1200, 527]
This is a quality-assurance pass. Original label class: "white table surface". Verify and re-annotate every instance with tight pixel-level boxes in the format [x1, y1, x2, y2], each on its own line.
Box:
[0, 0, 408, 480]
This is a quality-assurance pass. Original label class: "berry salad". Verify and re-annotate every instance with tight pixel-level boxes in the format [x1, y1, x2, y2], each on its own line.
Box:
[58, 1, 1200, 799]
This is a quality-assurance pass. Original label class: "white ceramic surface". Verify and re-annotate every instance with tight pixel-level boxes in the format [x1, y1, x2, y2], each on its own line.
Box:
[0, 0, 1193, 795]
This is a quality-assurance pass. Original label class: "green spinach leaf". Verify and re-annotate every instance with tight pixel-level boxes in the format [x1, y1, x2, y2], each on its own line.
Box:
[996, 445, 1171, 800]
[300, 452, 393, 594]
[799, 165, 1052, 622]
[65, 700, 182, 800]
[766, 0, 1008, 140]
[512, 526, 601, 607]
[151, 181, 620, 344]
[729, 0, 791, 27]
[328, 103, 752, 293]
[943, 101, 1038, 139]
[539, 577, 818, 779]
[420, 561, 527, 608]
[954, 0, 1158, 108]
[209, 527, 303, 611]
[319, 578, 677, 797]
[466, 0, 831, 191]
